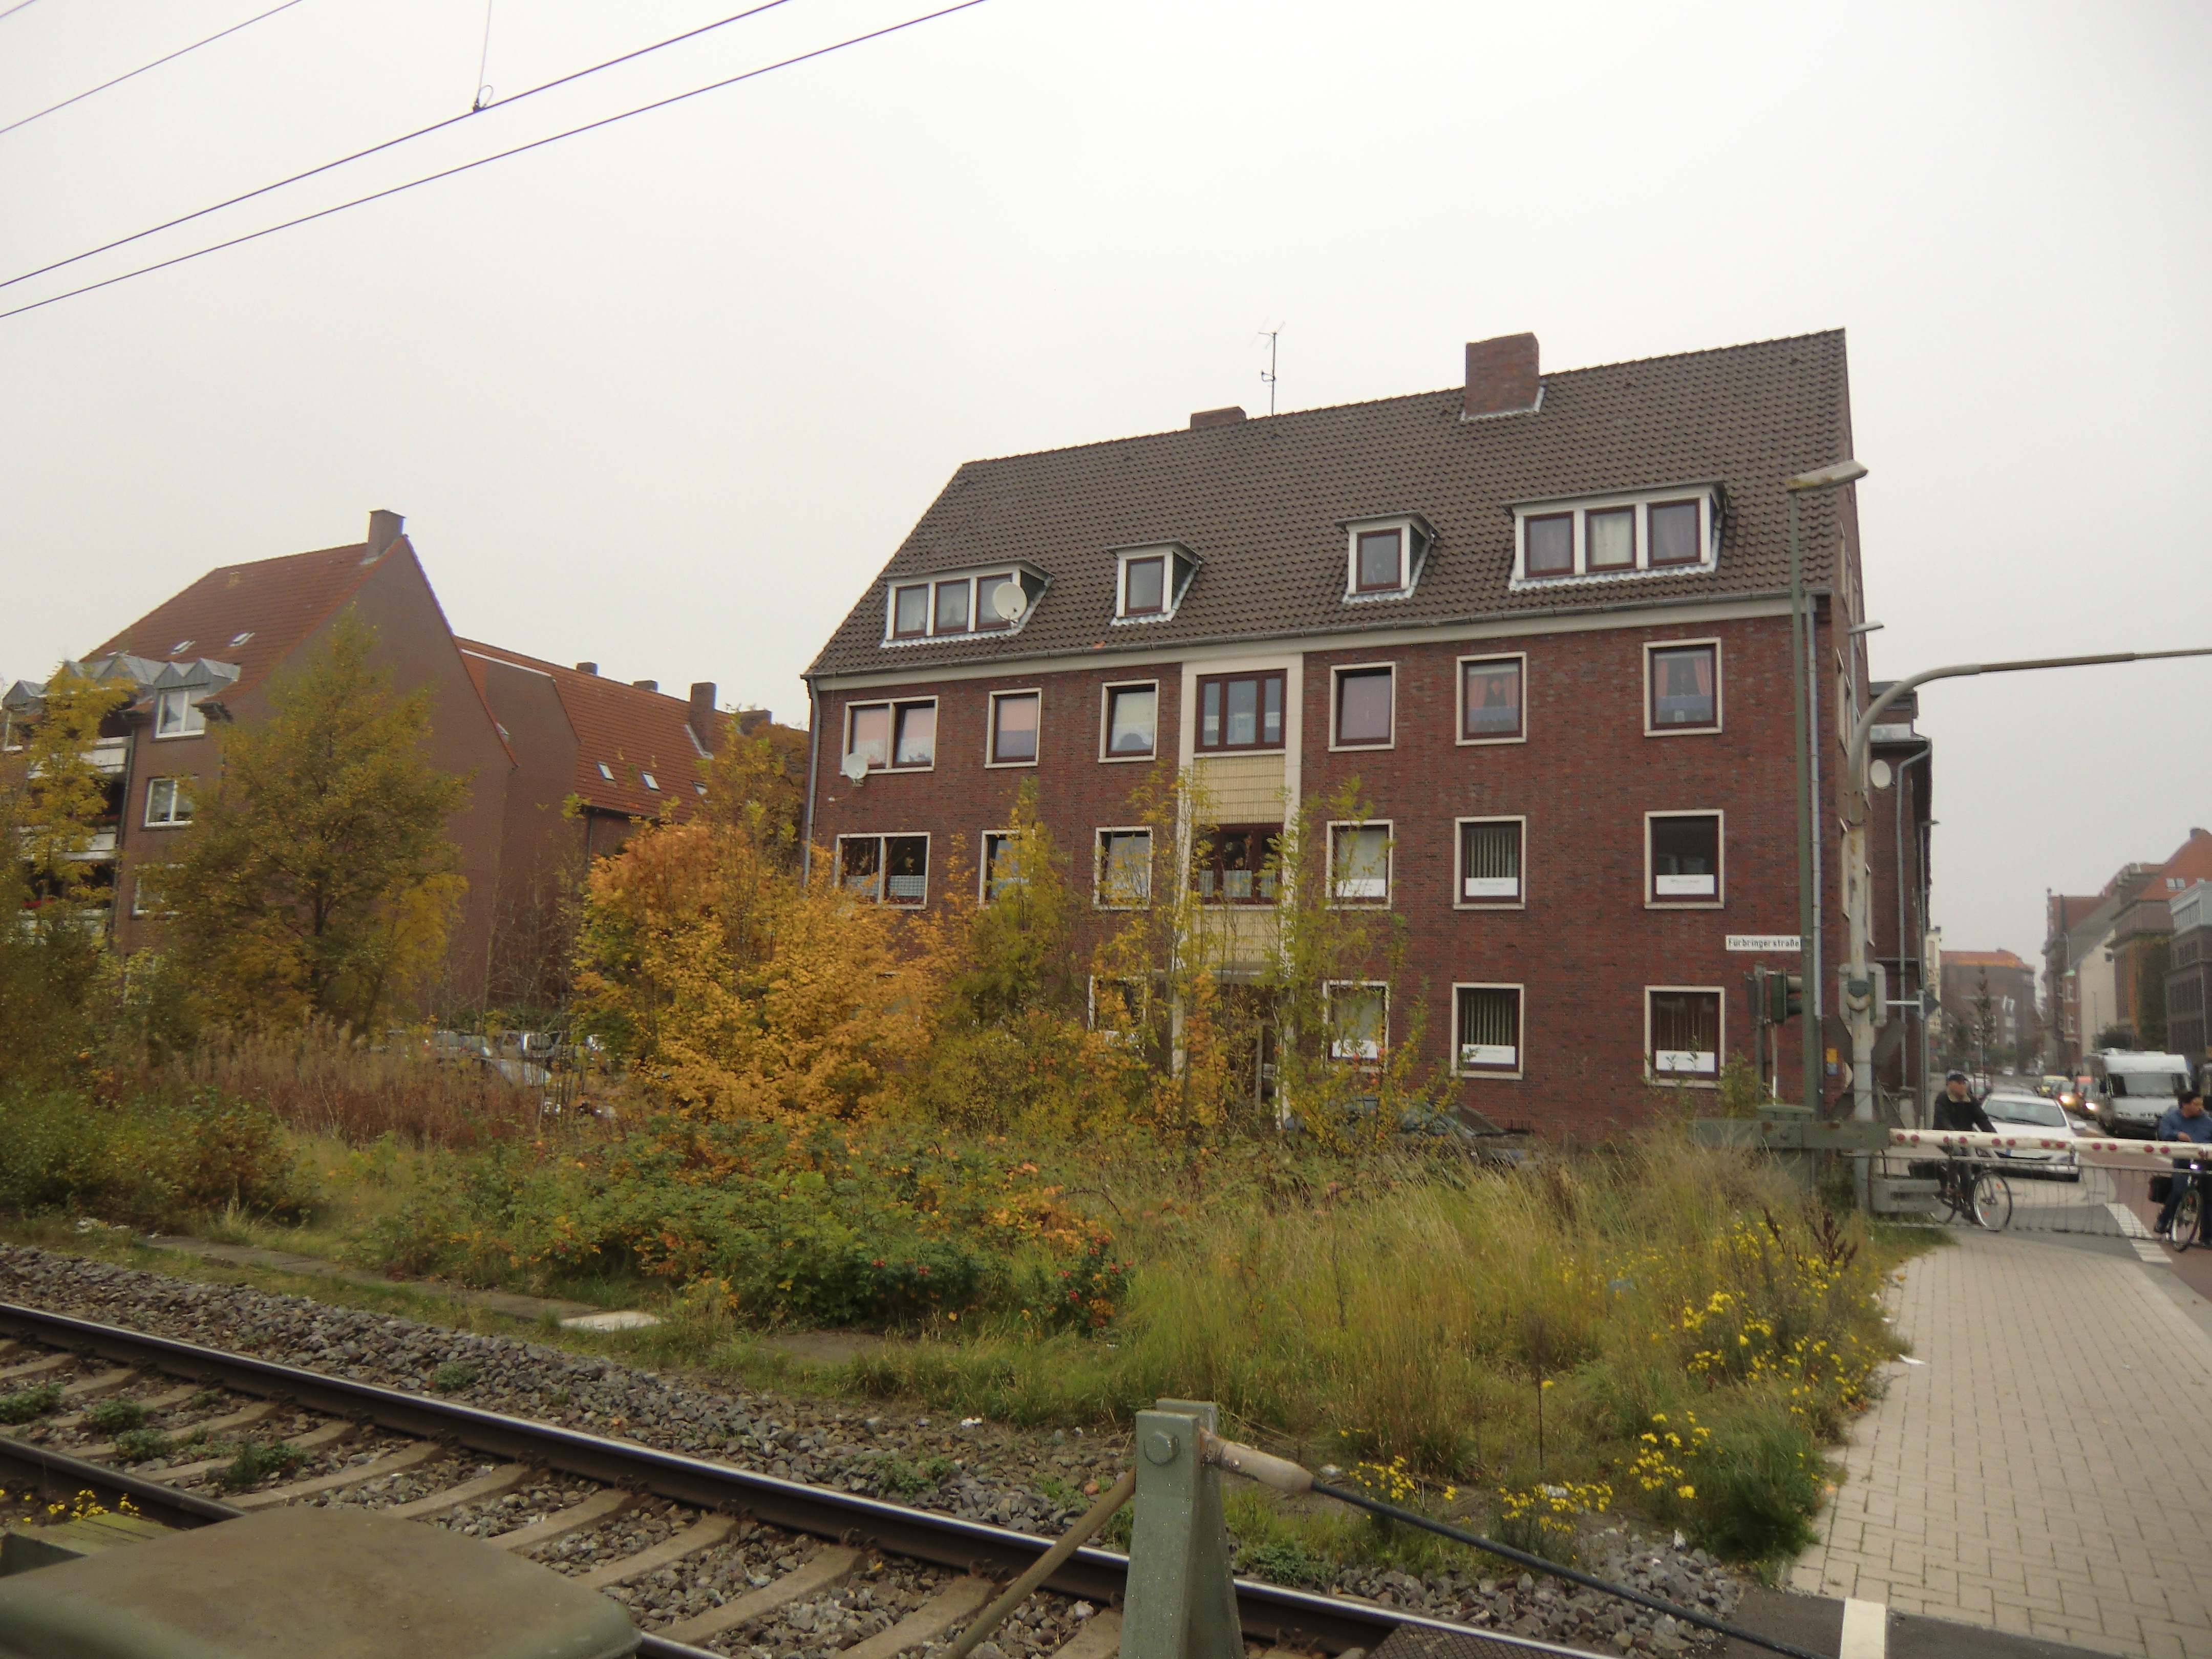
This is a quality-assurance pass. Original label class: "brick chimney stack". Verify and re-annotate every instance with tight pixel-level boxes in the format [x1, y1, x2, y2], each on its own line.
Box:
[575, 662, 598, 675]
[1462, 334, 1540, 419]
[690, 683, 720, 749]
[365, 508, 405, 557]
[1189, 406, 1246, 430]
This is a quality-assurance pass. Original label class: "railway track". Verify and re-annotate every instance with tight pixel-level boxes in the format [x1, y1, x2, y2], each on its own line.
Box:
[0, 1302, 1579, 1659]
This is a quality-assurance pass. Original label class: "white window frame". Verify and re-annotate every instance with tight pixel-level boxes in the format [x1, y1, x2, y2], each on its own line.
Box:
[1339, 514, 1432, 604]
[879, 567, 1040, 645]
[1326, 819, 1393, 908]
[843, 697, 939, 774]
[1646, 985, 1725, 1087]
[979, 828, 1031, 904]
[1457, 651, 1529, 747]
[1507, 486, 1720, 588]
[1643, 637, 1724, 738]
[1088, 974, 1150, 1046]
[153, 687, 205, 739]
[1645, 810, 1726, 909]
[1328, 662, 1396, 751]
[1110, 544, 1197, 626]
[1094, 826, 1154, 910]
[1325, 980, 1390, 1062]
[1098, 679, 1161, 762]
[1452, 982, 1525, 1080]
[985, 688, 1043, 769]
[1454, 815, 1526, 910]
[130, 866, 174, 919]
[835, 832, 932, 908]
[143, 776, 193, 828]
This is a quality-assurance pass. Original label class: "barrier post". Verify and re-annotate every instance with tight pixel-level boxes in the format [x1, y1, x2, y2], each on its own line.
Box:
[1120, 1399, 1245, 1659]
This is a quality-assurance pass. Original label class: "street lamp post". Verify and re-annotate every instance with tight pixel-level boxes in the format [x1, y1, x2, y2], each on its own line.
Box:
[1786, 460, 1867, 1116]
[1840, 648, 2212, 1133]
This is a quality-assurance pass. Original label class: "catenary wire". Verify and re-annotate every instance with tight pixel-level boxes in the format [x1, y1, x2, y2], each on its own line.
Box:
[0, 0, 800, 293]
[0, 0, 309, 139]
[0, 0, 990, 324]
[0, 0, 45, 22]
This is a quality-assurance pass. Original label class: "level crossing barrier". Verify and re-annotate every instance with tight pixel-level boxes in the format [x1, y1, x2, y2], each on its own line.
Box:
[1878, 1126, 2184, 1239]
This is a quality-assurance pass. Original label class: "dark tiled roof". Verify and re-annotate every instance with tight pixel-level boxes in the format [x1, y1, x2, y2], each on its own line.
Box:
[810, 331, 1853, 679]
[456, 639, 709, 818]
[94, 539, 391, 698]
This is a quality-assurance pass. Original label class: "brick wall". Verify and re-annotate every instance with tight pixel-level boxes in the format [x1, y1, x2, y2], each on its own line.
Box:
[811, 612, 1861, 1137]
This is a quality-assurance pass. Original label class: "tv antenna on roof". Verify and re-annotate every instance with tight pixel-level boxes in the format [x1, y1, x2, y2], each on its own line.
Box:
[1257, 324, 1281, 415]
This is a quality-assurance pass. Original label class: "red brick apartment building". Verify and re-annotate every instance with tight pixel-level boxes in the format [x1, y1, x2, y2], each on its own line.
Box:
[802, 332, 1931, 1131]
[3, 511, 749, 1010]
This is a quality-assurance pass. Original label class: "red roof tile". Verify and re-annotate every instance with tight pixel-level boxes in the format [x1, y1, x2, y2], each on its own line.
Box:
[93, 539, 392, 698]
[456, 639, 710, 818]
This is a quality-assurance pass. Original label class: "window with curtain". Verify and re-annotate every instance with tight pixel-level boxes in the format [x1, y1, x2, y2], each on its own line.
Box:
[1196, 672, 1285, 751]
[1456, 986, 1521, 1073]
[1330, 823, 1391, 903]
[1649, 645, 1717, 729]
[1104, 685, 1156, 757]
[1461, 657, 1524, 739]
[990, 692, 1039, 764]
[1459, 819, 1522, 902]
[1587, 505, 1635, 569]
[1650, 989, 1720, 1076]
[1648, 500, 1704, 565]
[1096, 830, 1152, 907]
[1334, 667, 1393, 745]
[1194, 823, 1279, 903]
[1328, 983, 1388, 1061]
[1525, 513, 1573, 577]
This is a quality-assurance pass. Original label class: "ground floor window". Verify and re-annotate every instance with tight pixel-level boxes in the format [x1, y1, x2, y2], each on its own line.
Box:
[1648, 987, 1721, 1079]
[837, 833, 929, 906]
[1096, 828, 1152, 907]
[1326, 981, 1388, 1061]
[1454, 984, 1522, 1076]
[1089, 975, 1148, 1045]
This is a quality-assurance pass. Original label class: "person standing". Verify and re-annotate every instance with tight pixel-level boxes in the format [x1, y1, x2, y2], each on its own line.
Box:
[2155, 1089, 2212, 1238]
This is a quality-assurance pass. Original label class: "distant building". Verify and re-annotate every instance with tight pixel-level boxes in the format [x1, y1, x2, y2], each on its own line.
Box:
[1940, 949, 2038, 1066]
[4, 511, 768, 1013]
[2048, 831, 2212, 1060]
[2165, 881, 2212, 1075]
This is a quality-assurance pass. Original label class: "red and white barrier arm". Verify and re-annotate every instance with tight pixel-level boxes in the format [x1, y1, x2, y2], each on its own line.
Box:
[1889, 1128, 2212, 1161]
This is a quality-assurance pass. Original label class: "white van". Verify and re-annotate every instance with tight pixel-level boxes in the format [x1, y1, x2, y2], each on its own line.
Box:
[2088, 1050, 2194, 1137]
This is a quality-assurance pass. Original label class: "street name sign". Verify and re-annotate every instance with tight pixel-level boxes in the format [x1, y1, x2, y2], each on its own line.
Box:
[1726, 934, 1802, 952]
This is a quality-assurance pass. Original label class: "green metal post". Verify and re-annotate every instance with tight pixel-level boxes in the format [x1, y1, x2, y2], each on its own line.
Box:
[1790, 490, 1819, 1116]
[1120, 1400, 1244, 1659]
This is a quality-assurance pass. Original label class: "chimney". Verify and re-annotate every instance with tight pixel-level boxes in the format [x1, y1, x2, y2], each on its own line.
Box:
[1462, 334, 1540, 420]
[575, 662, 598, 675]
[365, 508, 405, 557]
[1189, 405, 1246, 430]
[631, 679, 658, 692]
[689, 682, 718, 746]
[736, 709, 772, 737]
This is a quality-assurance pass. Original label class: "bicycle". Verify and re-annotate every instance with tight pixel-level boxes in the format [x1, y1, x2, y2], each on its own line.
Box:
[2163, 1160, 2209, 1251]
[1937, 1146, 2013, 1231]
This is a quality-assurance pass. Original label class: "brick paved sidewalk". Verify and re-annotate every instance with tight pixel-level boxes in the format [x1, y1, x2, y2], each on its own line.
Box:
[1792, 1229, 2212, 1657]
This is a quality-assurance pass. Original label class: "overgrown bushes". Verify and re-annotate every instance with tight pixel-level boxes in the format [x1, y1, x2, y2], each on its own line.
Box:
[353, 1116, 1129, 1331]
[0, 1085, 310, 1227]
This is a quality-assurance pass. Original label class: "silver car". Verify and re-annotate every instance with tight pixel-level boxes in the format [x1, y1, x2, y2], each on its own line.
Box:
[1982, 1092, 2081, 1181]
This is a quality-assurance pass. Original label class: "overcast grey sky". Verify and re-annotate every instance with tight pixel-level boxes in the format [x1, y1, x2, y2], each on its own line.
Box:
[4, 0, 2208, 969]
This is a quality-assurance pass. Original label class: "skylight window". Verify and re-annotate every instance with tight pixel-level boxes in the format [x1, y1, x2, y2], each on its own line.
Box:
[170, 640, 194, 655]
[642, 772, 659, 791]
[228, 631, 254, 647]
[597, 762, 614, 781]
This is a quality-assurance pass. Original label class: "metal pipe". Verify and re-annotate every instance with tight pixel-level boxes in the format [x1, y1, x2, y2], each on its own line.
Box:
[943, 1471, 1136, 1659]
[800, 674, 821, 884]
[1895, 743, 1932, 1126]
[1789, 492, 1816, 1114]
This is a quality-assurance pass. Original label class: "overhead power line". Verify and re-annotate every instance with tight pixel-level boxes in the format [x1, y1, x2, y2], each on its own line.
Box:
[0, 0, 802, 294]
[0, 0, 46, 22]
[1, 0, 310, 140]
[0, 0, 991, 325]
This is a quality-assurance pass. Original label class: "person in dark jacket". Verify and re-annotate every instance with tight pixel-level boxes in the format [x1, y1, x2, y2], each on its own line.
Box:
[1932, 1070, 1995, 1133]
[2155, 1090, 2211, 1238]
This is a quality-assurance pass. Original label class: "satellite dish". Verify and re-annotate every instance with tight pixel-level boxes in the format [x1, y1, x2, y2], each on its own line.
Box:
[1868, 758, 1894, 791]
[990, 580, 1029, 623]
[839, 752, 871, 784]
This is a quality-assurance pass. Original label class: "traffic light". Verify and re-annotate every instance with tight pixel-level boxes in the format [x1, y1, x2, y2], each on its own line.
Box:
[1764, 971, 1804, 1024]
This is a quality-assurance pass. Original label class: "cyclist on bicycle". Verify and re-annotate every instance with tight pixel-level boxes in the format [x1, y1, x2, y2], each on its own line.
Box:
[1934, 1070, 1995, 1133]
[2154, 1089, 2210, 1238]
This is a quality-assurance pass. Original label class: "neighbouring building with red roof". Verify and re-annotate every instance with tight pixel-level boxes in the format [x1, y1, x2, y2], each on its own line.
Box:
[799, 331, 1933, 1132]
[2045, 830, 2212, 1065]
[1939, 949, 2039, 1067]
[4, 510, 761, 1014]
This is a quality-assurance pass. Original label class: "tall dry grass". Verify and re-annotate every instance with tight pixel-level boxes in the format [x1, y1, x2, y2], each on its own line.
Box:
[121, 1022, 546, 1147]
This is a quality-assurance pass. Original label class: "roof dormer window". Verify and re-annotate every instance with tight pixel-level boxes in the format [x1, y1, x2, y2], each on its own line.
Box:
[1112, 543, 1198, 624]
[880, 566, 1045, 645]
[1339, 515, 1432, 603]
[1509, 485, 1721, 587]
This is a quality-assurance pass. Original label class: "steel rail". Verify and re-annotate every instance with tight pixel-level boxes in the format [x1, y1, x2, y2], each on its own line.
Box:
[0, 1301, 1550, 1656]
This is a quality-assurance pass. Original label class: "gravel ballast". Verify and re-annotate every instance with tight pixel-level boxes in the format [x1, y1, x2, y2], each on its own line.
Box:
[0, 1243, 1742, 1652]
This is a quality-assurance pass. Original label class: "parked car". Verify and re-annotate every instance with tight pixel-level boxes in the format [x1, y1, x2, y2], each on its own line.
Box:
[1980, 1091, 2081, 1180]
[2087, 1050, 2194, 1137]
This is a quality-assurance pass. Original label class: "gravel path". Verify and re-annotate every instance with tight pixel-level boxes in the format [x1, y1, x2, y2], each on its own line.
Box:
[0, 1243, 1743, 1653]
